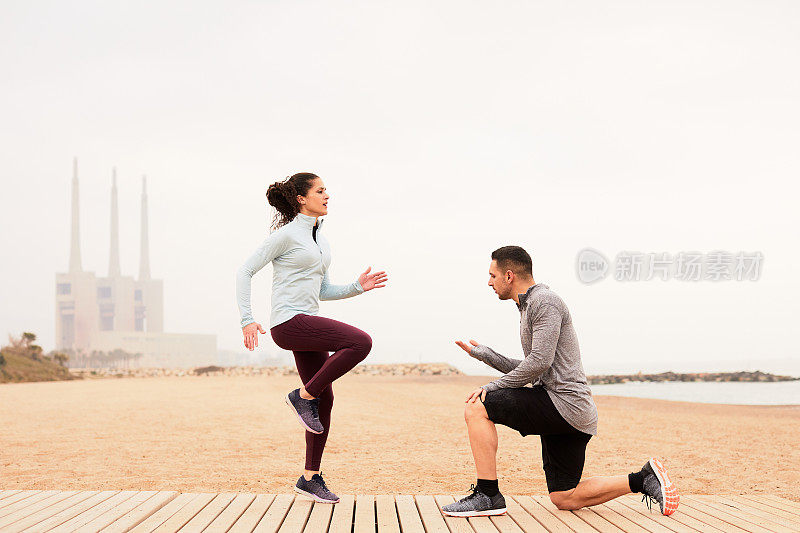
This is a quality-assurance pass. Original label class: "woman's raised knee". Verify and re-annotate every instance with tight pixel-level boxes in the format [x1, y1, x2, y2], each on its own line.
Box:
[354, 331, 372, 359]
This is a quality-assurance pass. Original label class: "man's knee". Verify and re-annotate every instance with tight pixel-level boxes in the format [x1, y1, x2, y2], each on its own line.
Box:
[464, 399, 489, 423]
[549, 490, 579, 511]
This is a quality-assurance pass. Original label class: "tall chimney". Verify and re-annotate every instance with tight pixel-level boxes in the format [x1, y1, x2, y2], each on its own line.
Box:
[69, 157, 83, 273]
[108, 167, 121, 277]
[138, 175, 151, 281]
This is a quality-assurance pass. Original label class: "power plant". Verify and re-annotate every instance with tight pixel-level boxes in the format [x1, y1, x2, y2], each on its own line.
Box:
[55, 158, 216, 367]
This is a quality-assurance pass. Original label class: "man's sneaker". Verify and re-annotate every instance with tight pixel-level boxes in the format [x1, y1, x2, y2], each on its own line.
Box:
[285, 388, 324, 434]
[441, 485, 507, 517]
[294, 473, 340, 503]
[641, 457, 680, 516]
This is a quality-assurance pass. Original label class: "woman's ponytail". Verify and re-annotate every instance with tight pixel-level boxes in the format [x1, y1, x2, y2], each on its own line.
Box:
[266, 173, 319, 229]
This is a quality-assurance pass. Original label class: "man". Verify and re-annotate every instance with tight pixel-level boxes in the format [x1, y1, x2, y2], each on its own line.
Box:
[441, 246, 679, 517]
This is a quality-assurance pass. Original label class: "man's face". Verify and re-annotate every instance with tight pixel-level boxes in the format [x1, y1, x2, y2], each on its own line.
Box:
[488, 260, 514, 300]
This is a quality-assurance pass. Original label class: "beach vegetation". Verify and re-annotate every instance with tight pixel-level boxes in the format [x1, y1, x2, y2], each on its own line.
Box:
[0, 332, 79, 383]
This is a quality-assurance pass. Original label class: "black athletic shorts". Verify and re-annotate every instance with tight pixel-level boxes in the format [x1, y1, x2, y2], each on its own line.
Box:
[482, 385, 593, 493]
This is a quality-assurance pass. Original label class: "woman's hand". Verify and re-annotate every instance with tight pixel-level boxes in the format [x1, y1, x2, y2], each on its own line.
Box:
[358, 266, 388, 291]
[242, 322, 266, 351]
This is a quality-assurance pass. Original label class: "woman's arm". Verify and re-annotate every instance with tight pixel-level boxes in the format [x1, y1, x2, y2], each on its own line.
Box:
[319, 266, 388, 300]
[235, 232, 289, 327]
[319, 269, 364, 301]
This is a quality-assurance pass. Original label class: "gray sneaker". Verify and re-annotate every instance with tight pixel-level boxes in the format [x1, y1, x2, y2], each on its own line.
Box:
[294, 473, 340, 503]
[640, 457, 679, 516]
[441, 484, 507, 517]
[285, 388, 324, 434]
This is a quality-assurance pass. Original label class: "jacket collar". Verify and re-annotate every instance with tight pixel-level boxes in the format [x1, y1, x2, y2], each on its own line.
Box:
[517, 283, 546, 310]
[294, 212, 324, 230]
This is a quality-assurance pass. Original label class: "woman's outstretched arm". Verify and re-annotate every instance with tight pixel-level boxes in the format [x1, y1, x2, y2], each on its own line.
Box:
[319, 266, 388, 300]
[319, 269, 364, 301]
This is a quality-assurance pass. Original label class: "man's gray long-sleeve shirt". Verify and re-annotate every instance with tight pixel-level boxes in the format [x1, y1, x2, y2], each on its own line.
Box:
[472, 283, 598, 435]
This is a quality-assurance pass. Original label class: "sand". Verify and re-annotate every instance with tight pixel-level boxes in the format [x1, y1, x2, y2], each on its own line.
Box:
[1, 374, 798, 501]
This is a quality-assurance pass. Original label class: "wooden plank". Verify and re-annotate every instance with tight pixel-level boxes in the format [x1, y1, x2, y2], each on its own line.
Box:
[276, 496, 313, 533]
[734, 495, 800, 520]
[602, 499, 680, 533]
[572, 507, 626, 533]
[0, 490, 41, 510]
[375, 494, 400, 533]
[510, 495, 573, 533]
[712, 496, 800, 529]
[203, 493, 257, 532]
[666, 500, 750, 533]
[755, 495, 800, 513]
[304, 500, 335, 532]
[328, 494, 355, 533]
[621, 494, 727, 532]
[706, 495, 800, 531]
[471, 516, 502, 533]
[682, 496, 791, 533]
[586, 504, 651, 533]
[414, 495, 450, 533]
[229, 494, 276, 533]
[100, 490, 179, 533]
[151, 492, 217, 533]
[491, 512, 526, 533]
[177, 492, 237, 531]
[354, 494, 376, 533]
[5, 491, 99, 533]
[253, 494, 296, 533]
[74, 491, 160, 533]
[49, 490, 139, 532]
[716, 496, 800, 527]
[128, 493, 200, 533]
[0, 490, 78, 529]
[394, 494, 424, 533]
[533, 495, 600, 532]
[0, 490, 23, 501]
[25, 491, 120, 533]
[0, 490, 58, 518]
[433, 495, 477, 533]
[503, 496, 548, 532]
[614, 496, 707, 533]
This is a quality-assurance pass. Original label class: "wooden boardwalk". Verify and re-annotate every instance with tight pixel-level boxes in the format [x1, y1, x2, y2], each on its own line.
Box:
[1, 490, 799, 532]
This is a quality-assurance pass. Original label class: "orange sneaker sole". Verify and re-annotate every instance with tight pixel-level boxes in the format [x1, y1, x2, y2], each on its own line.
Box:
[649, 457, 680, 516]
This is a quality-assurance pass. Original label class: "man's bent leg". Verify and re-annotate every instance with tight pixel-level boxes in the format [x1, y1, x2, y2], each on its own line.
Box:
[465, 399, 498, 480]
[549, 475, 631, 510]
[440, 399, 506, 517]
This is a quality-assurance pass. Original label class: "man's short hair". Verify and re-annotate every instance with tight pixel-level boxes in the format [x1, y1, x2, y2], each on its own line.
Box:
[491, 246, 533, 278]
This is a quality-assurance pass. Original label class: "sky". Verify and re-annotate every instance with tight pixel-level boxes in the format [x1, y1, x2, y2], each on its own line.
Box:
[1, 0, 799, 376]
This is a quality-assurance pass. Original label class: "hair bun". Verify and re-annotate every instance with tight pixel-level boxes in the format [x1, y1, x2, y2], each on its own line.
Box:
[265, 173, 320, 229]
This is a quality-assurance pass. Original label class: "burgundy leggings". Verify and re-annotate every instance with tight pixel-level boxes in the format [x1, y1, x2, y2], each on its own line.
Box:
[270, 313, 372, 470]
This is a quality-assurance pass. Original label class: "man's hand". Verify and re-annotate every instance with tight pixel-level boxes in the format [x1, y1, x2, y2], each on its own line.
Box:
[455, 339, 480, 356]
[358, 266, 388, 291]
[242, 322, 266, 351]
[466, 387, 487, 403]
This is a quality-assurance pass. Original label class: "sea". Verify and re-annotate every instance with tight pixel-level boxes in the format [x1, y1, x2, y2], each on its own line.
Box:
[452, 357, 800, 405]
[589, 380, 800, 405]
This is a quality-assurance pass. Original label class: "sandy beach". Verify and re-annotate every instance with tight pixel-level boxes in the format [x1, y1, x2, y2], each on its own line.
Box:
[1, 374, 798, 501]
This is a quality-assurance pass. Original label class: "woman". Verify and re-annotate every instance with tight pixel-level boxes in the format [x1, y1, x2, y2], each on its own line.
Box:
[236, 172, 387, 504]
